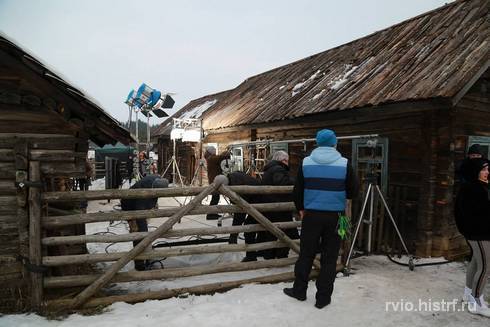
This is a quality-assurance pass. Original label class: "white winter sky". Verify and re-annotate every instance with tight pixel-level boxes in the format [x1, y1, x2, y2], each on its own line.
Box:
[0, 0, 452, 124]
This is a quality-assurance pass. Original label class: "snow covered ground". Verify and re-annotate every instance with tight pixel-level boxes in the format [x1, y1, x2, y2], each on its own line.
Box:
[2, 256, 488, 327]
[0, 179, 488, 326]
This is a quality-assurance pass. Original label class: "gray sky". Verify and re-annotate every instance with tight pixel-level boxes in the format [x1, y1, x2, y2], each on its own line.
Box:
[0, 0, 451, 124]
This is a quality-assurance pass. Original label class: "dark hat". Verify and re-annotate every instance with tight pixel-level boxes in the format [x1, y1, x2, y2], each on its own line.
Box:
[468, 144, 483, 156]
[316, 129, 337, 147]
[466, 158, 489, 181]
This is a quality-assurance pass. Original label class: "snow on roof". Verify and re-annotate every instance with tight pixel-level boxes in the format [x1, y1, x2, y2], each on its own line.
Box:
[291, 69, 322, 96]
[328, 65, 358, 90]
[179, 99, 218, 119]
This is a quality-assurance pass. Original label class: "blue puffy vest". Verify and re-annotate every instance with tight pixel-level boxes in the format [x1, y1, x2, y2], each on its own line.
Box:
[303, 147, 348, 211]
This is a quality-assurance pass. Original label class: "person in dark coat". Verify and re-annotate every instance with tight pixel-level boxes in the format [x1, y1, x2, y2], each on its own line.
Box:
[455, 158, 490, 317]
[256, 150, 299, 260]
[121, 174, 169, 271]
[204, 146, 230, 220]
[227, 171, 262, 261]
[456, 144, 486, 182]
[138, 151, 150, 178]
[283, 129, 358, 309]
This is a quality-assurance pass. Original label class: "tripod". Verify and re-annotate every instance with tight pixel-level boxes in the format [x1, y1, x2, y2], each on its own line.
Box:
[345, 174, 414, 272]
[162, 139, 184, 186]
[189, 159, 206, 186]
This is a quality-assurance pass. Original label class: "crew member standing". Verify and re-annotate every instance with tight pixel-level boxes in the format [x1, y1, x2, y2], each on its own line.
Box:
[283, 129, 358, 309]
[121, 174, 169, 271]
[257, 150, 299, 259]
[204, 145, 230, 220]
[455, 158, 490, 317]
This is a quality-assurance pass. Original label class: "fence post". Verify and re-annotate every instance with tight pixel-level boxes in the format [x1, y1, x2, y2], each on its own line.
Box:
[28, 161, 43, 310]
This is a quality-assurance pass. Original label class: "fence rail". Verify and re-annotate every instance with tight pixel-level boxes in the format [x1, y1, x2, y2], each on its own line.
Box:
[42, 202, 295, 228]
[42, 185, 293, 202]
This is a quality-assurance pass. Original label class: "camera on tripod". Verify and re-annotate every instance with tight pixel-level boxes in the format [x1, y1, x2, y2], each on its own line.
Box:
[363, 138, 379, 184]
[344, 137, 415, 274]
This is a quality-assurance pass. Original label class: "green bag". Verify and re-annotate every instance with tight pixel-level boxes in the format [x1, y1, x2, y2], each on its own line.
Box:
[337, 214, 351, 240]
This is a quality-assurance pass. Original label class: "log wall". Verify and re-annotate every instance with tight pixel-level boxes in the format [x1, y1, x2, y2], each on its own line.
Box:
[198, 100, 467, 258]
[0, 79, 89, 312]
[0, 133, 88, 312]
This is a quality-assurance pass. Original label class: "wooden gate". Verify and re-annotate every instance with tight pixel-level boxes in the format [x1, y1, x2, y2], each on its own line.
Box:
[26, 176, 333, 311]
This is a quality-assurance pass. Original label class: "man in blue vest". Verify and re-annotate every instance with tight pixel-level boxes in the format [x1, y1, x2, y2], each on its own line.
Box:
[283, 129, 358, 309]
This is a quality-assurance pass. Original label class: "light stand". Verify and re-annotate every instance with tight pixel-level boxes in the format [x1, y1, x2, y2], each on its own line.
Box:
[125, 83, 175, 181]
[162, 138, 185, 186]
[165, 118, 202, 187]
[135, 108, 140, 145]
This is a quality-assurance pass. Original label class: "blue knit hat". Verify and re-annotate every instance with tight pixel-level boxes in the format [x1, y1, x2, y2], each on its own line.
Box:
[316, 129, 337, 147]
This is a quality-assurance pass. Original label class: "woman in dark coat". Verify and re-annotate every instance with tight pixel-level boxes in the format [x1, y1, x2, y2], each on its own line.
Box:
[257, 150, 299, 259]
[455, 158, 490, 317]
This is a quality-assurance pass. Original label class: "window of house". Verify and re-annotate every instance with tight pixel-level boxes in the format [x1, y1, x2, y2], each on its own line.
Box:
[269, 143, 288, 158]
[231, 146, 244, 172]
[352, 138, 389, 194]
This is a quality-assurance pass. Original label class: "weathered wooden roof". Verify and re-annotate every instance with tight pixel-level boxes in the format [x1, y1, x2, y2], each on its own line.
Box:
[200, 0, 489, 131]
[0, 33, 133, 146]
[153, 90, 232, 137]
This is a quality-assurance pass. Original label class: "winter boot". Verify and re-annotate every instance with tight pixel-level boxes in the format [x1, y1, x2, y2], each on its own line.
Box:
[467, 294, 490, 317]
[479, 295, 489, 309]
[241, 256, 257, 262]
[314, 298, 331, 309]
[283, 288, 306, 301]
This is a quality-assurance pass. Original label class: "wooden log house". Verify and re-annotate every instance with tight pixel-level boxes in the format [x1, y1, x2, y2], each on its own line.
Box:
[0, 33, 132, 312]
[154, 0, 490, 259]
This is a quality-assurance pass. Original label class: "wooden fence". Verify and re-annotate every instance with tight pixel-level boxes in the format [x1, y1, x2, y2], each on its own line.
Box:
[27, 173, 337, 311]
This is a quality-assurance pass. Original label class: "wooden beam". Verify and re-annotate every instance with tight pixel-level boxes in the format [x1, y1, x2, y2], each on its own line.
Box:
[46, 269, 328, 309]
[42, 202, 296, 228]
[44, 256, 298, 288]
[41, 221, 301, 246]
[42, 185, 293, 202]
[28, 161, 43, 310]
[42, 240, 299, 266]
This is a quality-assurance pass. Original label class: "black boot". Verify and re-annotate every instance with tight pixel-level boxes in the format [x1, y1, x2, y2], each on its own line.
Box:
[283, 288, 306, 301]
[206, 214, 221, 220]
[314, 297, 331, 309]
[241, 256, 257, 262]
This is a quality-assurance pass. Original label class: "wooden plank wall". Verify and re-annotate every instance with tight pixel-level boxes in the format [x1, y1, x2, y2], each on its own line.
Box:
[0, 133, 87, 312]
[194, 106, 431, 255]
[253, 110, 428, 256]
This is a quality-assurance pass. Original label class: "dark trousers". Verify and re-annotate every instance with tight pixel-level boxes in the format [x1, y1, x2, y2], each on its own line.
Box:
[257, 213, 299, 259]
[230, 212, 246, 243]
[206, 193, 221, 219]
[131, 219, 149, 270]
[293, 211, 341, 303]
[230, 212, 259, 258]
[243, 215, 259, 258]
